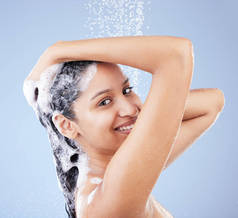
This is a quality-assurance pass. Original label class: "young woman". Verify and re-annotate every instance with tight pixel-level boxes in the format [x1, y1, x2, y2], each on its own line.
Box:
[23, 36, 225, 218]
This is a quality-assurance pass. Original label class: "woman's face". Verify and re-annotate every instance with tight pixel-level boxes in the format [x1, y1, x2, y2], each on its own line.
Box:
[72, 62, 142, 156]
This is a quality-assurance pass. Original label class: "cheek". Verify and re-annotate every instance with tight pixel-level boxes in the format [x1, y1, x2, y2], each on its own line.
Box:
[94, 112, 115, 131]
[89, 113, 119, 146]
[86, 111, 115, 135]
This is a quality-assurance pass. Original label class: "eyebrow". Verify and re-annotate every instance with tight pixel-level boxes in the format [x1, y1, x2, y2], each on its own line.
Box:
[90, 77, 129, 101]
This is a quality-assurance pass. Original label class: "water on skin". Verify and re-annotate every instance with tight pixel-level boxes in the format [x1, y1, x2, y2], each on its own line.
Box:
[87, 186, 99, 205]
[87, 177, 103, 205]
[90, 177, 103, 185]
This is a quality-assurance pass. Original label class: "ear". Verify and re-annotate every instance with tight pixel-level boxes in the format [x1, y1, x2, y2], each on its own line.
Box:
[52, 113, 79, 139]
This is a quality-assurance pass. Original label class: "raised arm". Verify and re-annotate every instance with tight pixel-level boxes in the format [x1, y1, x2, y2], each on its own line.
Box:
[91, 39, 194, 217]
[25, 35, 190, 81]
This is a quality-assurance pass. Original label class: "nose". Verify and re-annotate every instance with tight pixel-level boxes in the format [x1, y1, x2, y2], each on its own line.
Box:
[118, 98, 140, 118]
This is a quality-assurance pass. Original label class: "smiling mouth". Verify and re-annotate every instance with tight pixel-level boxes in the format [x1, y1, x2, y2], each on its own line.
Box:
[116, 129, 132, 134]
[114, 124, 134, 134]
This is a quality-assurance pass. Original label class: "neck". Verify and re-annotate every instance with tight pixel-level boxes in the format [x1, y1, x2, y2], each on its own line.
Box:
[79, 143, 114, 179]
[87, 151, 113, 178]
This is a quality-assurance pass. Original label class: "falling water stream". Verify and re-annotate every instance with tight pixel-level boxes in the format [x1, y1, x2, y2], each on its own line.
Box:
[84, 0, 151, 94]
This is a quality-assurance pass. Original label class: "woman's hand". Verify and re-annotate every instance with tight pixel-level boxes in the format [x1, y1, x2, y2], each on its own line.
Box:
[25, 42, 60, 82]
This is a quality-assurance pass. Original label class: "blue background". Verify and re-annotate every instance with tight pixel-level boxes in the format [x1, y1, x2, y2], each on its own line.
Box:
[0, 0, 236, 217]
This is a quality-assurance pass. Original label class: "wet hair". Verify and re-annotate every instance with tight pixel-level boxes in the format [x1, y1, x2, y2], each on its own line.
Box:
[31, 60, 99, 218]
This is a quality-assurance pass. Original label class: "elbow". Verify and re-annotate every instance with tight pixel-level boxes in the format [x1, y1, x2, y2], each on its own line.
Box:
[179, 38, 194, 79]
[213, 88, 225, 112]
[206, 88, 225, 115]
[186, 39, 194, 63]
[179, 38, 194, 61]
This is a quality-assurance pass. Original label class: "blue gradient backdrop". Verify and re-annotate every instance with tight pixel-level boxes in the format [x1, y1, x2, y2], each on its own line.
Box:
[0, 0, 236, 217]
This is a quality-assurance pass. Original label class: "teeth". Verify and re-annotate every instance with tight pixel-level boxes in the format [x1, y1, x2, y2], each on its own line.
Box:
[118, 124, 134, 131]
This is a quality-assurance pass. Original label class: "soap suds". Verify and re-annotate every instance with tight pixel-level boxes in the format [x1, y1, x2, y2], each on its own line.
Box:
[78, 63, 97, 92]
[23, 79, 38, 108]
[23, 63, 64, 114]
[90, 177, 103, 185]
[23, 61, 98, 218]
[76, 193, 84, 218]
[76, 153, 91, 189]
[37, 63, 64, 114]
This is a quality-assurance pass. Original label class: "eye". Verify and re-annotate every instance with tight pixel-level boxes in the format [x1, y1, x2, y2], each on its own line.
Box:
[98, 86, 134, 107]
[98, 98, 112, 107]
[123, 86, 134, 95]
